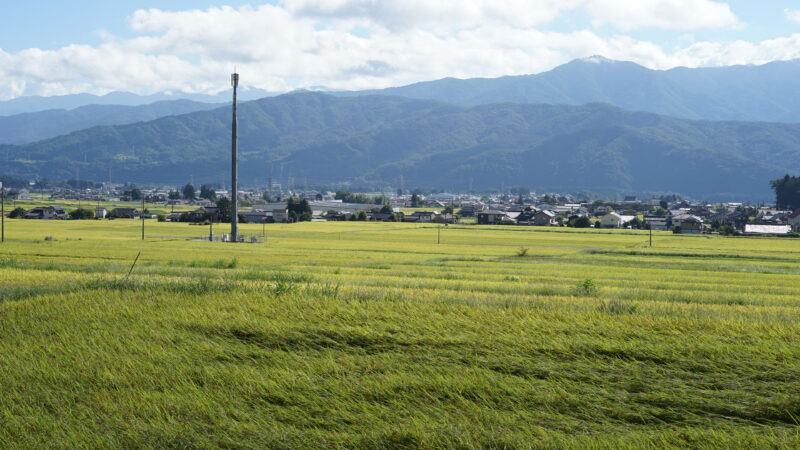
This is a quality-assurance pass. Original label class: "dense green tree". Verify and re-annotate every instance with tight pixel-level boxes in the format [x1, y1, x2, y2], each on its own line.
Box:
[215, 197, 231, 222]
[69, 208, 95, 220]
[287, 197, 312, 222]
[410, 193, 420, 207]
[182, 184, 196, 200]
[771, 174, 800, 210]
[199, 184, 216, 200]
[335, 190, 372, 204]
[568, 215, 591, 228]
[8, 207, 26, 218]
[123, 187, 142, 201]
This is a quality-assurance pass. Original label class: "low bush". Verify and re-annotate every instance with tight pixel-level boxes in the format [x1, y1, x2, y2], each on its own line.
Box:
[574, 278, 599, 296]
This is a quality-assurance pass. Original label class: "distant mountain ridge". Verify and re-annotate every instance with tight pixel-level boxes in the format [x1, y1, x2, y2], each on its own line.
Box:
[7, 57, 800, 124]
[0, 100, 224, 145]
[1, 92, 798, 201]
[343, 57, 800, 123]
[0, 88, 274, 116]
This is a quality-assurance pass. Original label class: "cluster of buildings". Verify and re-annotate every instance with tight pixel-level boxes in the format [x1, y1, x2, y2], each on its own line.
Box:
[8, 186, 800, 236]
[463, 200, 800, 236]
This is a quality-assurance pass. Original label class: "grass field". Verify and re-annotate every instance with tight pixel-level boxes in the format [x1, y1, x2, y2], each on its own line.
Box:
[1, 219, 799, 447]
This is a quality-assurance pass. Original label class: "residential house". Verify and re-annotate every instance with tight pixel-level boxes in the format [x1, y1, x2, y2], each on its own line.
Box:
[429, 192, 458, 203]
[272, 208, 289, 223]
[404, 211, 436, 223]
[166, 212, 186, 222]
[323, 211, 351, 221]
[708, 210, 748, 230]
[789, 210, 800, 232]
[7, 189, 31, 200]
[24, 206, 67, 219]
[600, 212, 635, 228]
[515, 207, 539, 224]
[458, 204, 484, 217]
[432, 213, 456, 224]
[308, 201, 373, 215]
[477, 210, 508, 225]
[242, 210, 269, 223]
[643, 216, 670, 231]
[678, 215, 706, 234]
[109, 208, 140, 219]
[368, 212, 395, 222]
[532, 210, 558, 226]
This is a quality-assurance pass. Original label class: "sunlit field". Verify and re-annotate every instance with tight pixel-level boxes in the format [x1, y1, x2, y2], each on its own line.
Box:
[1, 219, 799, 447]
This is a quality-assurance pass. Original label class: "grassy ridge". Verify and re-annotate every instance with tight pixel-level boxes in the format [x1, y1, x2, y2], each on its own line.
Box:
[1, 220, 799, 447]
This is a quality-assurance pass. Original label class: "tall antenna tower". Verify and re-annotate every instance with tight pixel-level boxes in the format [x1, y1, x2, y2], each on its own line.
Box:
[230, 72, 240, 243]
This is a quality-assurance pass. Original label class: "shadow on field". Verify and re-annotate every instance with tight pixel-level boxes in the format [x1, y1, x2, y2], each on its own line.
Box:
[182, 324, 435, 355]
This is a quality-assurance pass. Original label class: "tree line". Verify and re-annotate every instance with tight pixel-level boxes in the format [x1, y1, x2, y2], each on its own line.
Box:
[771, 175, 800, 210]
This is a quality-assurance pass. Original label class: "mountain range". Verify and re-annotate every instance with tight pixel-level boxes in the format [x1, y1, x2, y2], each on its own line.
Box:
[3, 57, 800, 200]
[0, 100, 222, 145]
[0, 88, 274, 116]
[346, 56, 800, 123]
[2, 92, 798, 201]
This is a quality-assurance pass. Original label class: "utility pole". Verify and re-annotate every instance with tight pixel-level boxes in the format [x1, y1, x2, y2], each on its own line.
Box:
[649, 225, 652, 247]
[437, 224, 441, 244]
[1, 181, 4, 243]
[231, 71, 239, 243]
[141, 194, 145, 241]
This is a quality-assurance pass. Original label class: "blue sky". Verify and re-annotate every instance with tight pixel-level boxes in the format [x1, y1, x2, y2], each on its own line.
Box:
[0, 1, 254, 51]
[2, 1, 800, 99]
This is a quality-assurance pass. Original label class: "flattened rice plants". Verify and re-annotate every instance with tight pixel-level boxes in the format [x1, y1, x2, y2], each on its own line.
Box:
[1, 219, 800, 447]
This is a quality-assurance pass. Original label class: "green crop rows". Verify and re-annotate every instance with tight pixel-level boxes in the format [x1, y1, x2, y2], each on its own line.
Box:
[1, 219, 799, 447]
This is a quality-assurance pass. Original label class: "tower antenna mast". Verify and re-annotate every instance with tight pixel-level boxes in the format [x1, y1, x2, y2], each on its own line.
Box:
[230, 71, 239, 242]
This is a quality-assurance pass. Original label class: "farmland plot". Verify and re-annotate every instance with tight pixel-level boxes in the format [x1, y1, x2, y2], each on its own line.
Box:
[1, 220, 799, 447]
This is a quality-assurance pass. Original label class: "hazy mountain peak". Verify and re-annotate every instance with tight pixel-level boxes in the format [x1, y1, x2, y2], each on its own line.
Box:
[579, 55, 617, 64]
[345, 56, 800, 122]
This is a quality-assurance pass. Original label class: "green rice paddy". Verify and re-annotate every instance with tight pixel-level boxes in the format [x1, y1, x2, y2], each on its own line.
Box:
[1, 219, 799, 447]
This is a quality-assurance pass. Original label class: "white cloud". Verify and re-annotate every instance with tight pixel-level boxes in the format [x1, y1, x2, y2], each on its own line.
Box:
[3, 1, 799, 101]
[584, 0, 738, 30]
[286, 0, 738, 31]
[285, 0, 581, 30]
[786, 9, 800, 24]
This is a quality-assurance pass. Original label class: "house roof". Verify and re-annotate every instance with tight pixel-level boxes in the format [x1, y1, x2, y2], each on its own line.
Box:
[744, 224, 792, 235]
[680, 215, 704, 223]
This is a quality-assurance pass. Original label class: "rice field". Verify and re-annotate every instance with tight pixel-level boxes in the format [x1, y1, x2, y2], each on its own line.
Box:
[1, 219, 799, 448]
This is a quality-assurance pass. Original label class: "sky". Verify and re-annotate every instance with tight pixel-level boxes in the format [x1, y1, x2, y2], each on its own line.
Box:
[2, 0, 800, 100]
